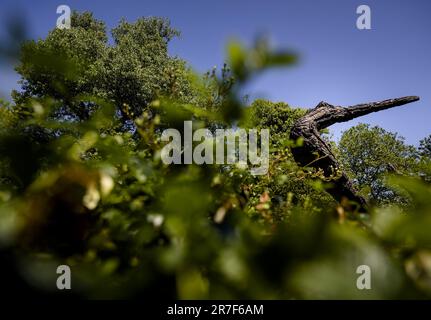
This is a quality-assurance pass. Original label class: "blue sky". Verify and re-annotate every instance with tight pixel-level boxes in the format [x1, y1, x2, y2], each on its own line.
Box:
[0, 0, 430, 144]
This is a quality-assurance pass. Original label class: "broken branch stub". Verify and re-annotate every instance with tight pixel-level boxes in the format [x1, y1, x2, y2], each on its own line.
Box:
[289, 96, 420, 211]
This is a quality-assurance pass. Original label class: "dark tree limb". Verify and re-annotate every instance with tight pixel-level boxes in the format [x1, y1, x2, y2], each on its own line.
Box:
[289, 96, 420, 211]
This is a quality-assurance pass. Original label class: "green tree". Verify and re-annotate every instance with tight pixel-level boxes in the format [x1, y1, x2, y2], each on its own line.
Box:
[416, 135, 431, 183]
[338, 123, 418, 203]
[419, 135, 431, 158]
[13, 12, 194, 124]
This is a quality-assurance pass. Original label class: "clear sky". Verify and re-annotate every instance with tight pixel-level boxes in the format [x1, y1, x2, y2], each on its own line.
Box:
[0, 0, 430, 144]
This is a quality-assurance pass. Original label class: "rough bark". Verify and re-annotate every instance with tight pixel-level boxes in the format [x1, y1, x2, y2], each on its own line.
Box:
[289, 96, 420, 211]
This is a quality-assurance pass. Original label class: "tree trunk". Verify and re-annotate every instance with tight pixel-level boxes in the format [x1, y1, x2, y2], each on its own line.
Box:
[289, 96, 420, 211]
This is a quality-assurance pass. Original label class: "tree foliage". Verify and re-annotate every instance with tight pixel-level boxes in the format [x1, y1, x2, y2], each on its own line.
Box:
[13, 12, 194, 124]
[338, 124, 419, 204]
[419, 135, 431, 158]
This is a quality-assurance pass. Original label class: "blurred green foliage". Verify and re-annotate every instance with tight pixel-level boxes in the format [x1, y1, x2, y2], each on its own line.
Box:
[1, 11, 431, 299]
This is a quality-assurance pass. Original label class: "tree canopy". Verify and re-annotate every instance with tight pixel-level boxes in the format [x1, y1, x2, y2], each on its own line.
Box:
[13, 12, 194, 124]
